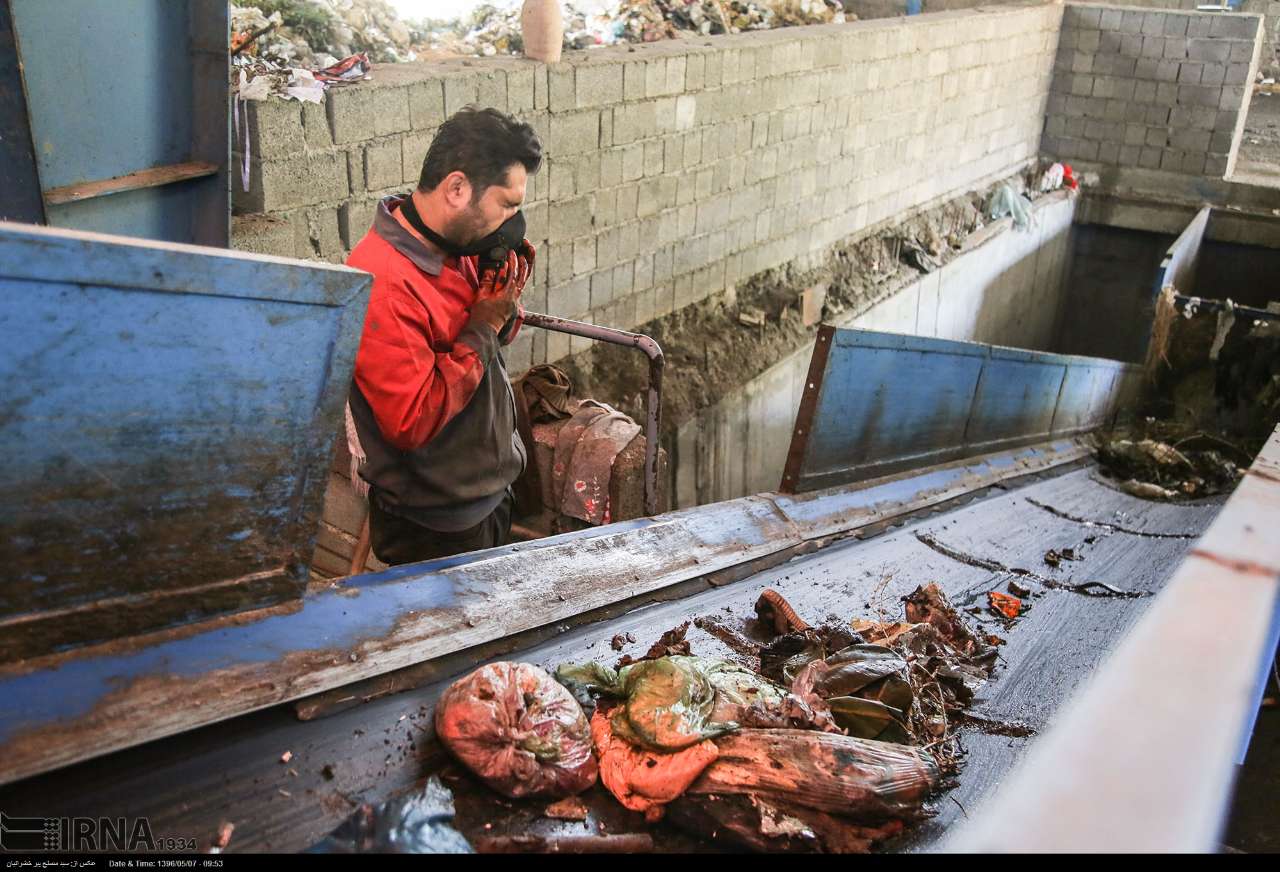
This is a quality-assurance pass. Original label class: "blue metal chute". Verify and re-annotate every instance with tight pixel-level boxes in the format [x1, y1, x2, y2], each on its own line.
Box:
[781, 326, 1144, 493]
[0, 221, 371, 660]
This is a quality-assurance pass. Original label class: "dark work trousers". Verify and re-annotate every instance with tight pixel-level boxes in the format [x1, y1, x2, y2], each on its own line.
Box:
[368, 490, 513, 566]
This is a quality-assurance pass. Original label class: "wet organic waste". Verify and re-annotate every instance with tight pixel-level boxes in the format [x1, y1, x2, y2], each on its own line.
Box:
[414, 579, 1010, 853]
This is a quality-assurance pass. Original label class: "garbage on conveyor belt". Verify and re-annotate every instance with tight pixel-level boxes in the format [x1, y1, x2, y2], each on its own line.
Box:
[307, 775, 472, 853]
[666, 729, 939, 852]
[1096, 435, 1245, 500]
[434, 662, 598, 798]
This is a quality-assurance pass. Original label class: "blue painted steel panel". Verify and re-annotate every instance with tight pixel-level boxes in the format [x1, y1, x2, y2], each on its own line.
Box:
[783, 328, 1141, 493]
[9, 0, 228, 244]
[0, 221, 371, 658]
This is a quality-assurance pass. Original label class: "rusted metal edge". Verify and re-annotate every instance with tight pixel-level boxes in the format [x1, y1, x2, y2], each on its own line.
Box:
[779, 324, 835, 494]
[0, 438, 1089, 787]
[42, 161, 220, 206]
[521, 311, 665, 516]
[946, 424, 1280, 853]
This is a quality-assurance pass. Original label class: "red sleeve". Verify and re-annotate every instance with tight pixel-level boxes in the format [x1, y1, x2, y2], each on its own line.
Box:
[353, 271, 498, 452]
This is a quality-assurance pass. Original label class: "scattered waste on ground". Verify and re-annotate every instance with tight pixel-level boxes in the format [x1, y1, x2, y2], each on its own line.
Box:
[309, 775, 473, 853]
[1097, 435, 1244, 501]
[543, 795, 590, 821]
[987, 592, 1022, 620]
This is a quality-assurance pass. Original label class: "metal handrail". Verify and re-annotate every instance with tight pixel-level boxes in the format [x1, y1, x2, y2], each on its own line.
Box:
[522, 311, 665, 516]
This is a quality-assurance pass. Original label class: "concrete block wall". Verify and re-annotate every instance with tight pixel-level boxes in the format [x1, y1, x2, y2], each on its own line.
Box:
[672, 191, 1078, 508]
[1043, 4, 1264, 178]
[232, 4, 1063, 373]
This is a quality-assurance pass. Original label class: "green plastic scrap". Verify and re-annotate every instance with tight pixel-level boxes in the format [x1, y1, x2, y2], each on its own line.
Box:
[555, 656, 787, 752]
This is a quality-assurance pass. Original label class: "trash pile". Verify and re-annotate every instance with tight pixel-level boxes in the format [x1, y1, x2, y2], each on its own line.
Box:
[231, 1, 418, 67]
[232, 4, 377, 102]
[418, 581, 1002, 853]
[1096, 432, 1246, 501]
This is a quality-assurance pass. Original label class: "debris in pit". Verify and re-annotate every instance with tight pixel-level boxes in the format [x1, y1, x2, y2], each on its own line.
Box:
[279, 750, 292, 764]
[1097, 436, 1244, 501]
[543, 795, 590, 821]
[321, 763, 336, 781]
[902, 583, 991, 661]
[609, 633, 628, 651]
[308, 775, 472, 853]
[755, 588, 811, 634]
[1007, 580, 1030, 598]
[434, 662, 597, 799]
[987, 592, 1022, 620]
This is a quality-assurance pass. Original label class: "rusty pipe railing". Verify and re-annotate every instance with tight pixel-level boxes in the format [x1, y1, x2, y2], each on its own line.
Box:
[521, 312, 664, 517]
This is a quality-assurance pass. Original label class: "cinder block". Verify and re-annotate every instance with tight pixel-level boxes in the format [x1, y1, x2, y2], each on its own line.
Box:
[621, 142, 644, 182]
[1098, 141, 1121, 164]
[1099, 9, 1123, 31]
[1141, 12, 1165, 36]
[1100, 31, 1124, 54]
[590, 268, 614, 308]
[409, 80, 445, 130]
[1119, 145, 1141, 166]
[442, 74, 479, 118]
[231, 213, 294, 258]
[302, 101, 332, 150]
[1200, 63, 1227, 86]
[1223, 60, 1251, 85]
[548, 111, 600, 156]
[1156, 82, 1179, 106]
[1124, 122, 1148, 146]
[363, 137, 403, 191]
[476, 69, 508, 111]
[1215, 109, 1238, 132]
[612, 101, 656, 145]
[284, 204, 344, 261]
[1146, 127, 1169, 148]
[1120, 11, 1145, 34]
[508, 67, 536, 113]
[240, 151, 349, 213]
[1156, 60, 1181, 82]
[1163, 16, 1189, 38]
[1219, 85, 1247, 110]
[338, 198, 378, 250]
[1134, 80, 1157, 104]
[1180, 152, 1206, 174]
[1189, 38, 1232, 63]
[572, 238, 596, 276]
[246, 98, 305, 158]
[1139, 146, 1163, 168]
[1162, 38, 1188, 60]
[1148, 103, 1172, 125]
[548, 65, 575, 112]
[1210, 129, 1235, 152]
[575, 62, 625, 109]
[1135, 58, 1160, 80]
[1170, 128, 1211, 152]
[1141, 37, 1165, 60]
[1229, 40, 1257, 64]
[1187, 16, 1212, 39]
[1205, 153, 1229, 176]
[549, 195, 594, 241]
[1179, 84, 1220, 107]
[1209, 15, 1257, 40]
[1178, 62, 1204, 84]
[1121, 34, 1144, 57]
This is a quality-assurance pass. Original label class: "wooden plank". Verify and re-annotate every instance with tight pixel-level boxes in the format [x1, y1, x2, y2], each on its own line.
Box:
[949, 425, 1280, 852]
[0, 440, 1090, 786]
[42, 161, 219, 206]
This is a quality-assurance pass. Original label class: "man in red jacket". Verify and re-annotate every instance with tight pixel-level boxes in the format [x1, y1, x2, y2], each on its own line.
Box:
[346, 107, 541, 565]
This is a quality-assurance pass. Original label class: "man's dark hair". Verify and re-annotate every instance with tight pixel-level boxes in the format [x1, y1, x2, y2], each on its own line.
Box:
[418, 107, 542, 197]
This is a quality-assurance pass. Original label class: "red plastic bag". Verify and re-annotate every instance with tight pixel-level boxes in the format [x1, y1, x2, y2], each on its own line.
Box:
[435, 662, 598, 799]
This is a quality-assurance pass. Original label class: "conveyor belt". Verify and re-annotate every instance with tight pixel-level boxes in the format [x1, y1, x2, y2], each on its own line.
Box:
[0, 464, 1223, 853]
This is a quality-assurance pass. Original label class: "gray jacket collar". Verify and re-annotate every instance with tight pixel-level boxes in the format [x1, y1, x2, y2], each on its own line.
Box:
[373, 194, 445, 276]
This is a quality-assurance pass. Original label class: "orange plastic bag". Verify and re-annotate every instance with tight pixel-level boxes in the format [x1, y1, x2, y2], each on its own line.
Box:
[590, 709, 718, 815]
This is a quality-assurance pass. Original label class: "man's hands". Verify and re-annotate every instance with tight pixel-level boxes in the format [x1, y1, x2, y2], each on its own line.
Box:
[471, 240, 536, 334]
